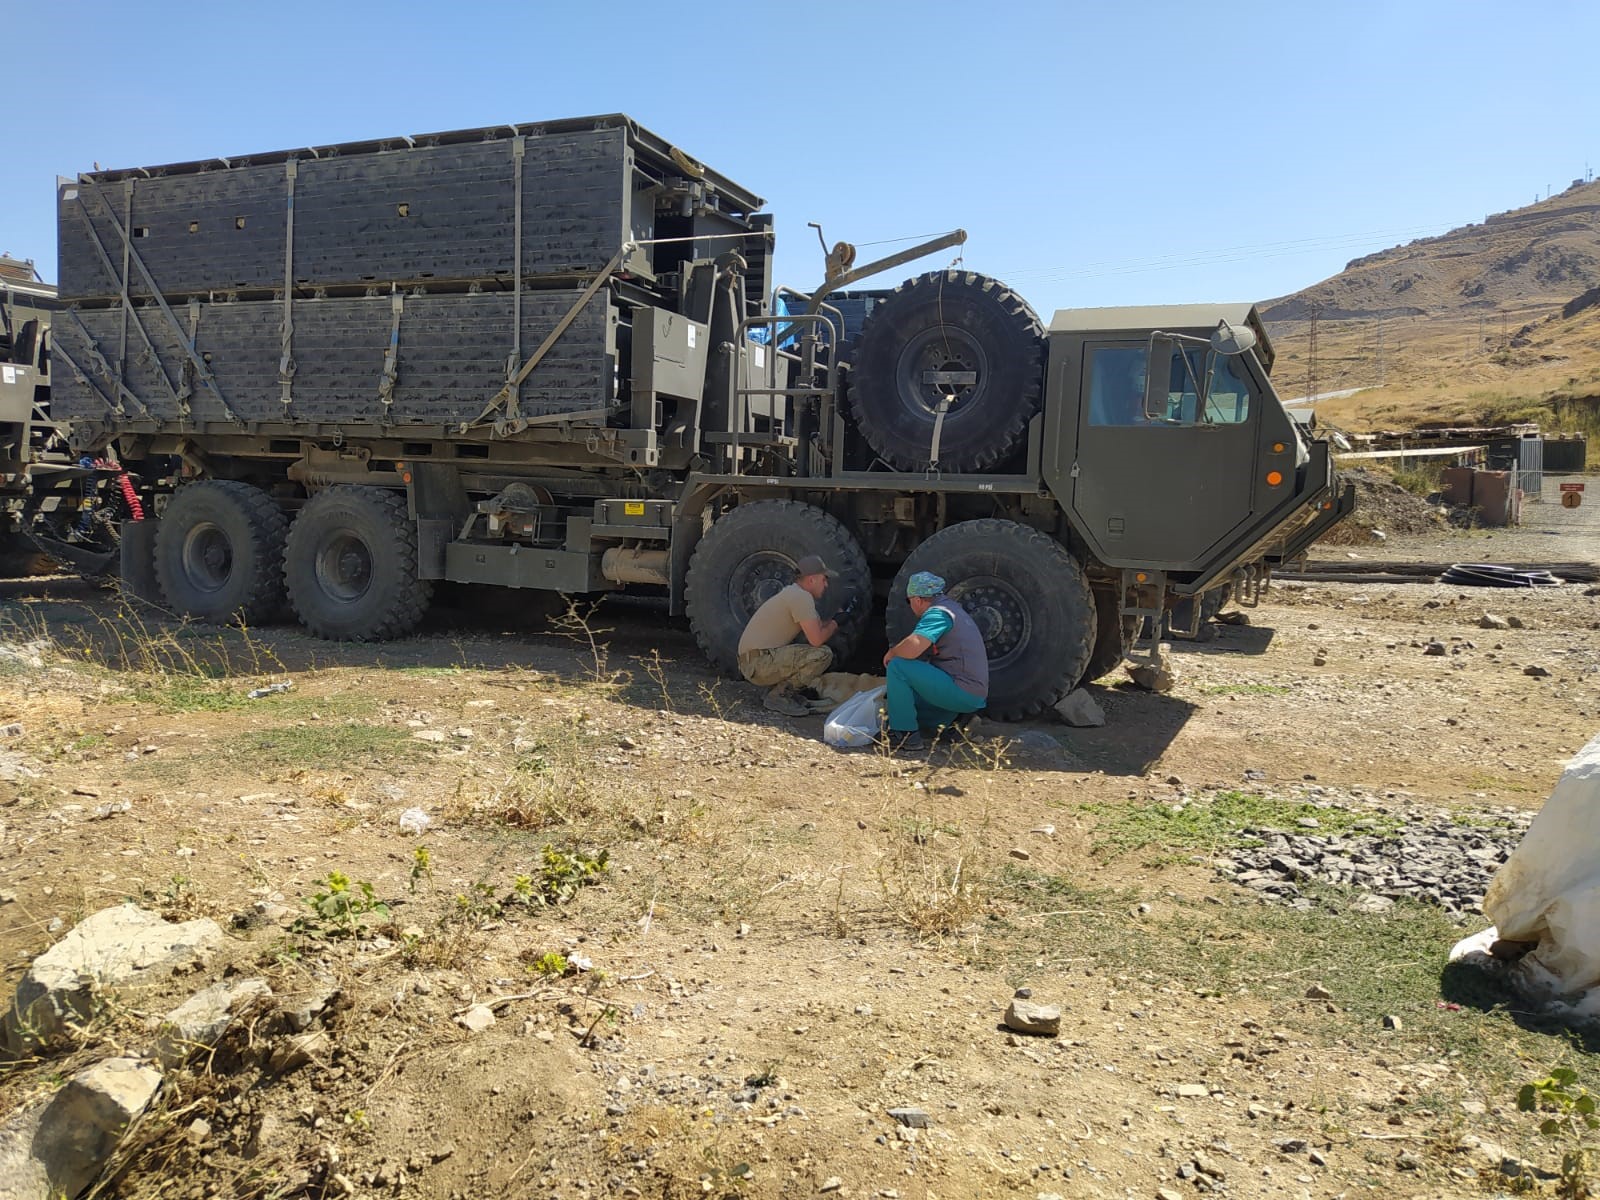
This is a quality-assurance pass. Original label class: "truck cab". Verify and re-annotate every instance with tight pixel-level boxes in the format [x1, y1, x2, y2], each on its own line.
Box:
[1041, 303, 1338, 612]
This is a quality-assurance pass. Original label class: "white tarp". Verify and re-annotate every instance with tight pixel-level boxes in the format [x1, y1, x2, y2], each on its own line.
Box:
[1452, 731, 1600, 1015]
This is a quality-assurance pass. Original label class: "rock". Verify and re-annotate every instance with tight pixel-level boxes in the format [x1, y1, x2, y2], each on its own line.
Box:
[0, 1056, 162, 1200]
[1014, 987, 1032, 999]
[818, 1177, 842, 1193]
[1423, 642, 1447, 656]
[1215, 611, 1249, 626]
[887, 1107, 930, 1129]
[1277, 1139, 1307, 1154]
[1127, 648, 1177, 692]
[1193, 1151, 1225, 1179]
[1311, 652, 1327, 667]
[1304, 983, 1333, 1000]
[1003, 999, 1061, 1036]
[1157, 1189, 1184, 1200]
[1479, 613, 1509, 630]
[280, 986, 341, 1033]
[5, 905, 224, 1054]
[411, 729, 447, 743]
[186, 1118, 211, 1144]
[452, 727, 473, 740]
[1308, 1149, 1326, 1167]
[266, 1029, 332, 1075]
[1382, 1014, 1402, 1031]
[153, 978, 273, 1068]
[1176, 1084, 1209, 1099]
[456, 1004, 496, 1034]
[1396, 1150, 1421, 1170]
[1523, 665, 1551, 678]
[1008, 848, 1031, 861]
[1507, 615, 1526, 629]
[1053, 689, 1106, 728]
[0, 723, 21, 738]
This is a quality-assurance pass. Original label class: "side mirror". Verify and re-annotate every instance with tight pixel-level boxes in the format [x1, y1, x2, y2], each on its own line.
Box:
[1210, 319, 1257, 357]
[1143, 334, 1176, 421]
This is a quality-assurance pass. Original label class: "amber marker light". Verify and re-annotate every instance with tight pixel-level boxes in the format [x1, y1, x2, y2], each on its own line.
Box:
[1272, 442, 1285, 453]
[1266, 470, 1284, 487]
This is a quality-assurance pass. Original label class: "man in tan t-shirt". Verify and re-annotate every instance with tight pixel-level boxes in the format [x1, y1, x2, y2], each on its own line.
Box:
[737, 554, 839, 716]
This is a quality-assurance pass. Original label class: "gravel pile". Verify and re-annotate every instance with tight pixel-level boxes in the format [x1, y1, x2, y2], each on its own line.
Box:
[1222, 807, 1531, 919]
[1317, 467, 1449, 545]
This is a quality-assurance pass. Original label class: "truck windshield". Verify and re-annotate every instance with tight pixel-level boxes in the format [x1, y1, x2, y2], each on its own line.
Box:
[1087, 345, 1252, 426]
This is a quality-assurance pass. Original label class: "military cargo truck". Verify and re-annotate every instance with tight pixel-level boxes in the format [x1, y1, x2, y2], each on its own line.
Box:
[49, 114, 1344, 717]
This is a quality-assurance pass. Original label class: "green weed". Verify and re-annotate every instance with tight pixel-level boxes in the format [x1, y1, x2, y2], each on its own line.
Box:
[295, 871, 390, 938]
[1199, 683, 1292, 697]
[1085, 790, 1403, 859]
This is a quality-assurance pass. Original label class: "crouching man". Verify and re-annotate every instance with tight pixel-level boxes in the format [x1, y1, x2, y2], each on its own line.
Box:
[737, 554, 838, 716]
[881, 571, 988, 752]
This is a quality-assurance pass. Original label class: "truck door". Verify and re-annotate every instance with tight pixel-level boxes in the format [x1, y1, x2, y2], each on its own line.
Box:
[1069, 341, 1259, 570]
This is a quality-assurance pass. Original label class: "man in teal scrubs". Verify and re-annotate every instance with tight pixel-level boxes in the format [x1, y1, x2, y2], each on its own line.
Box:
[881, 572, 989, 752]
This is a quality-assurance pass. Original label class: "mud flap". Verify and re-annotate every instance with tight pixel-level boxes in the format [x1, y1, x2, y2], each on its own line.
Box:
[118, 518, 162, 602]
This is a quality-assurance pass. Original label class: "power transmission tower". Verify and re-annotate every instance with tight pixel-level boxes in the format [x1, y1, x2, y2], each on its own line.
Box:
[1306, 302, 1321, 404]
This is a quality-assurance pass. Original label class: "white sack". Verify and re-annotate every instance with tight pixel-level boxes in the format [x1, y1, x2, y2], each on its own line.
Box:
[1481, 732, 1600, 998]
[824, 686, 887, 750]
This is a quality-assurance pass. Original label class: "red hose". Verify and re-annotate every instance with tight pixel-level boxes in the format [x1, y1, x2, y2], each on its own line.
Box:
[93, 457, 146, 521]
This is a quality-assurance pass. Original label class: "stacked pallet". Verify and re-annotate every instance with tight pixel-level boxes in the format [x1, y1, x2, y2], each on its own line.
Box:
[51, 116, 765, 430]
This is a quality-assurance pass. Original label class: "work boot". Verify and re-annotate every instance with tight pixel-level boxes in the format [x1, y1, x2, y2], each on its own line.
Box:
[880, 730, 926, 755]
[763, 686, 809, 717]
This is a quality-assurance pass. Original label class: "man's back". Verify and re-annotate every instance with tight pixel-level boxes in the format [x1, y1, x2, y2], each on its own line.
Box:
[738, 584, 820, 656]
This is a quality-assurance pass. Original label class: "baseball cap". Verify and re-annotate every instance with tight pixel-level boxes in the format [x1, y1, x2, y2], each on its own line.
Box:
[794, 555, 835, 578]
[906, 571, 945, 598]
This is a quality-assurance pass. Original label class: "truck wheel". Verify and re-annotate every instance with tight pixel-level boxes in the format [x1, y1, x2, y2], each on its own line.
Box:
[849, 271, 1044, 472]
[685, 499, 871, 677]
[1082, 589, 1137, 684]
[153, 480, 287, 624]
[284, 486, 432, 641]
[888, 519, 1094, 720]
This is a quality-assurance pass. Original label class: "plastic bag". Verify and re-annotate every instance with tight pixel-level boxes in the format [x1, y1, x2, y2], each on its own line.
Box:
[823, 686, 887, 749]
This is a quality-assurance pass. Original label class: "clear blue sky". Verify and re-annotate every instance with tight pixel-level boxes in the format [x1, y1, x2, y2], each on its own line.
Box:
[5, 0, 1596, 313]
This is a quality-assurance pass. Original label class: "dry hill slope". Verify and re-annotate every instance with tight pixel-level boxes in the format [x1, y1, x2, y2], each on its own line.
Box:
[1261, 177, 1600, 434]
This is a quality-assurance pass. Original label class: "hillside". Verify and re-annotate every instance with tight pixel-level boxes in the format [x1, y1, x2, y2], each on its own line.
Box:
[1262, 177, 1600, 435]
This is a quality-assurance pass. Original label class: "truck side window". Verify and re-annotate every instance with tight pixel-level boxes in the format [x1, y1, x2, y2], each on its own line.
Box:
[1086, 347, 1155, 426]
[1203, 355, 1252, 424]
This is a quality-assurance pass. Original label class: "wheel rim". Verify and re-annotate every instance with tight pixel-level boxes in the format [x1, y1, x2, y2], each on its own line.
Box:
[728, 551, 797, 623]
[180, 522, 234, 594]
[314, 530, 374, 603]
[894, 326, 989, 419]
[948, 575, 1031, 669]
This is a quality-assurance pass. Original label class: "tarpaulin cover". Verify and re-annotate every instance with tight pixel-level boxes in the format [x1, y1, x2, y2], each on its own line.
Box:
[1454, 732, 1600, 1013]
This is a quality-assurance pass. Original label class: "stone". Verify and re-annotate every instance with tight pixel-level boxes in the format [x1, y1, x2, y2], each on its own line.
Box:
[887, 1107, 930, 1129]
[457, 1004, 496, 1033]
[280, 986, 341, 1033]
[1523, 665, 1551, 678]
[1423, 642, 1447, 656]
[5, 905, 224, 1054]
[1311, 652, 1327, 667]
[411, 729, 447, 743]
[266, 1029, 332, 1075]
[1003, 999, 1061, 1036]
[1479, 613, 1509, 630]
[1127, 648, 1177, 693]
[153, 978, 273, 1068]
[1381, 1014, 1402, 1031]
[1008, 848, 1031, 861]
[0, 1056, 162, 1200]
[1193, 1151, 1225, 1179]
[0, 723, 21, 738]
[1176, 1084, 1209, 1099]
[1303, 983, 1333, 1000]
[1157, 1190, 1184, 1200]
[818, 1177, 842, 1193]
[1507, 615, 1526, 629]
[1053, 689, 1106, 728]
[1003, 730, 1070, 764]
[1215, 611, 1249, 626]
[1308, 1149, 1326, 1167]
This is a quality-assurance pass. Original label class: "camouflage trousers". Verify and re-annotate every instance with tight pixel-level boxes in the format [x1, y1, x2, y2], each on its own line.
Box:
[737, 643, 833, 690]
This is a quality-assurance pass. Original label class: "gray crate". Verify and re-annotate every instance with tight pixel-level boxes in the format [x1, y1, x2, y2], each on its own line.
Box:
[52, 289, 615, 427]
[57, 116, 766, 304]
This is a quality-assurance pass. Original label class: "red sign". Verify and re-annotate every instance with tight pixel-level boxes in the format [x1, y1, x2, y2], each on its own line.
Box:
[1559, 482, 1585, 492]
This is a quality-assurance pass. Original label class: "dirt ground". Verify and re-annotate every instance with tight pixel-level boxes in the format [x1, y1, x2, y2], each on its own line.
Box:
[1, 510, 1598, 1200]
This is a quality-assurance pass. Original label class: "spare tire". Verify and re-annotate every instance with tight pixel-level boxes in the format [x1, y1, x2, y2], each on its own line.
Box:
[849, 271, 1044, 472]
[887, 520, 1094, 720]
[685, 499, 871, 677]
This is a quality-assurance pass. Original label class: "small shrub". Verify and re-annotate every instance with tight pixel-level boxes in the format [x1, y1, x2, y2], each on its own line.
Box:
[295, 871, 389, 938]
